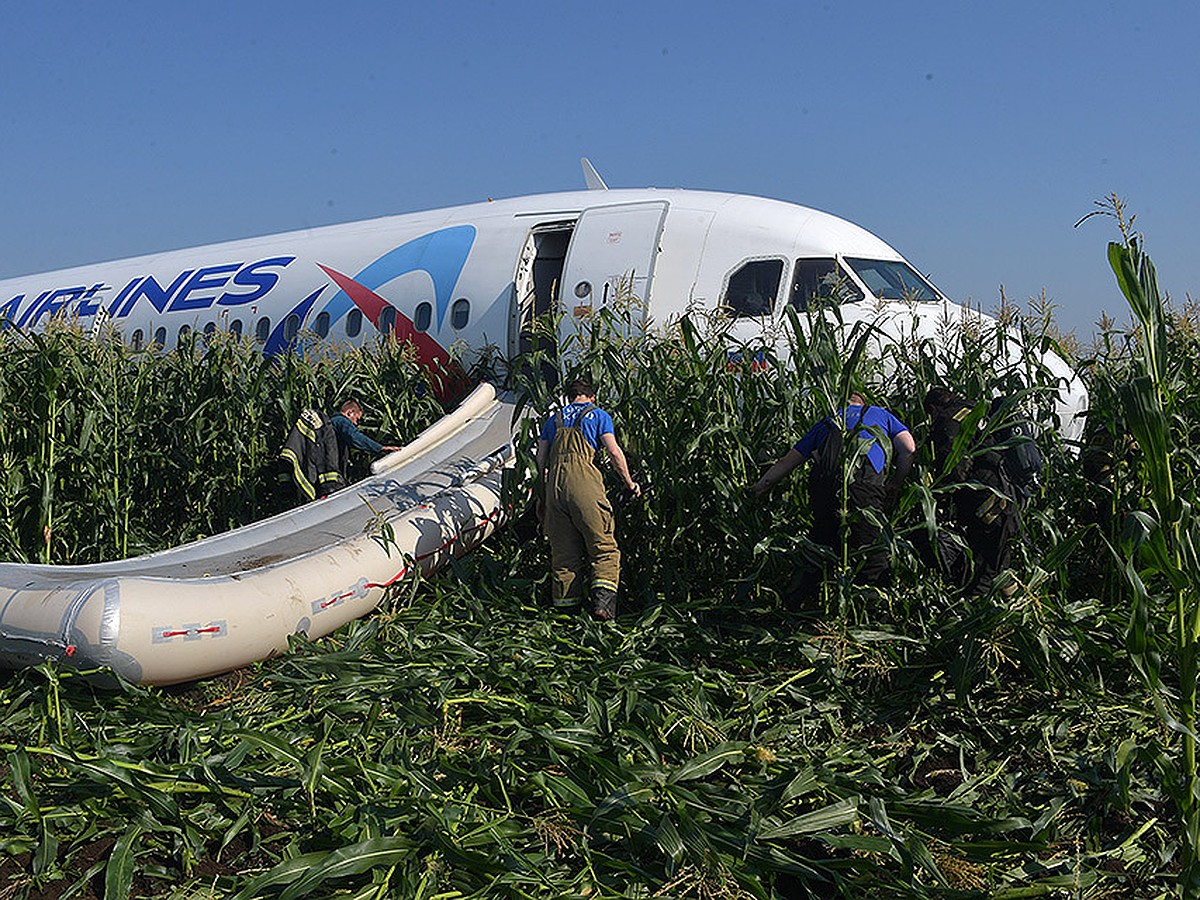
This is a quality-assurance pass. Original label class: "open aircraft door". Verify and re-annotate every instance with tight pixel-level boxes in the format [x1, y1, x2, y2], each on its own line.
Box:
[558, 201, 667, 354]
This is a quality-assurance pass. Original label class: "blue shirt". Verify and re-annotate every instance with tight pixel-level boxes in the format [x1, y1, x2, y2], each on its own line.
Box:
[793, 405, 910, 474]
[330, 413, 384, 455]
[539, 402, 615, 450]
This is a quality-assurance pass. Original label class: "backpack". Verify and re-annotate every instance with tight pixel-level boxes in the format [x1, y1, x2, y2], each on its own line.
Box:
[989, 397, 1044, 501]
[808, 416, 845, 508]
[808, 407, 881, 501]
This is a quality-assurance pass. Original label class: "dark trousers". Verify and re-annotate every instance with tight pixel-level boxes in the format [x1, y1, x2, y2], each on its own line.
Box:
[789, 472, 889, 605]
[960, 492, 1018, 594]
[915, 488, 1019, 595]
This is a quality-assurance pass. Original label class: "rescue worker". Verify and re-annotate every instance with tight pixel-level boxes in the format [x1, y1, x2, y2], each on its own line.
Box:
[277, 399, 401, 507]
[536, 378, 640, 620]
[921, 387, 1020, 596]
[750, 392, 915, 604]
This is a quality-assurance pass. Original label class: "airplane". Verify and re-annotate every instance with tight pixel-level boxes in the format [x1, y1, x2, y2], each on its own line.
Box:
[0, 162, 1090, 683]
[0, 159, 1088, 436]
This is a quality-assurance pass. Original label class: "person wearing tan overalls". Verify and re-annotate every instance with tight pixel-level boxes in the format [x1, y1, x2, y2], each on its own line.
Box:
[536, 378, 641, 620]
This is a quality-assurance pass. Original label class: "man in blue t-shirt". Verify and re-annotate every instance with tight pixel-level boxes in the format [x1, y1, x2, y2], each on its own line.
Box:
[750, 392, 915, 603]
[536, 378, 640, 620]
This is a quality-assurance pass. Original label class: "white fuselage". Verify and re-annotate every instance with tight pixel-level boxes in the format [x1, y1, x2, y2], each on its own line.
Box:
[0, 186, 1087, 435]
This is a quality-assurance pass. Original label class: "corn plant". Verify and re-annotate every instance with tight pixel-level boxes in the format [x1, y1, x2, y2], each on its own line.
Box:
[1088, 196, 1200, 897]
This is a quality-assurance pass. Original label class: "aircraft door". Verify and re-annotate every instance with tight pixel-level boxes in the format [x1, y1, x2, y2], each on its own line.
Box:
[510, 222, 575, 386]
[558, 201, 667, 356]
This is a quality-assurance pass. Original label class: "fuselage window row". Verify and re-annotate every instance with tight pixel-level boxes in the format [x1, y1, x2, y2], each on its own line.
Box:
[134, 299, 471, 350]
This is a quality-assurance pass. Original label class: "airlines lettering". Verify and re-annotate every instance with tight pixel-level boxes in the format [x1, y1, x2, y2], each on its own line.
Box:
[0, 256, 297, 329]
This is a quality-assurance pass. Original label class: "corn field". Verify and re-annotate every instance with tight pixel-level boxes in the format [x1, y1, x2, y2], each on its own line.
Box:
[1, 215, 1199, 898]
[0, 330, 443, 564]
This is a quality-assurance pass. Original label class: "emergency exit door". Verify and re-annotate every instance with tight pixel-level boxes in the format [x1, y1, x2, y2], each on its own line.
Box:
[558, 201, 667, 351]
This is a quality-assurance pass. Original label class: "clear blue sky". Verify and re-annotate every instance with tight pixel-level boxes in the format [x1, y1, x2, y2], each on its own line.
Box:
[2, 1, 1196, 337]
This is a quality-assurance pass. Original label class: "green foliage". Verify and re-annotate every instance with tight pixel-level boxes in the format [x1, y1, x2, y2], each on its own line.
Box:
[1094, 196, 1200, 898]
[0, 327, 442, 564]
[0, 574, 1154, 899]
[1, 231, 1198, 896]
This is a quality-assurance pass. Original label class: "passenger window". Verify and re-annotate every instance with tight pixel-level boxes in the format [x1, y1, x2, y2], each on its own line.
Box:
[153, 327, 167, 348]
[283, 313, 301, 343]
[790, 258, 864, 311]
[255, 317, 271, 345]
[229, 318, 244, 338]
[313, 311, 330, 338]
[414, 301, 432, 333]
[177, 325, 191, 346]
[722, 260, 783, 318]
[451, 298, 470, 330]
[380, 307, 396, 337]
[345, 308, 363, 338]
[203, 321, 218, 345]
[131, 329, 144, 351]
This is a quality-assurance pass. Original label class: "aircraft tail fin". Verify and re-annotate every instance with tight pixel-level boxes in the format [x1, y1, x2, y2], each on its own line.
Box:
[581, 158, 608, 191]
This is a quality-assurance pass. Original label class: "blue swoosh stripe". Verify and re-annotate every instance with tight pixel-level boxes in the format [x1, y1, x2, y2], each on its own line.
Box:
[263, 286, 325, 355]
[320, 225, 476, 330]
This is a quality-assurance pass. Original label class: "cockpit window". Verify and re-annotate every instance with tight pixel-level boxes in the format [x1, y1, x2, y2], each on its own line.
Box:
[844, 258, 940, 302]
[722, 259, 783, 318]
[790, 258, 864, 310]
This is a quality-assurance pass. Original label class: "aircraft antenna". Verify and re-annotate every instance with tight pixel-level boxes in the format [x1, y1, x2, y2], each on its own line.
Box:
[581, 158, 609, 191]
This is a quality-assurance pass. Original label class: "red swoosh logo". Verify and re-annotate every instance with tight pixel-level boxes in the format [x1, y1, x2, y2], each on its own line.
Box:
[317, 264, 469, 402]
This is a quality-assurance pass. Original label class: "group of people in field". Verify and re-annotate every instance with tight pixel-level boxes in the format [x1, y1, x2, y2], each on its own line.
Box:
[748, 386, 1034, 607]
[276, 378, 1034, 621]
[541, 378, 1034, 620]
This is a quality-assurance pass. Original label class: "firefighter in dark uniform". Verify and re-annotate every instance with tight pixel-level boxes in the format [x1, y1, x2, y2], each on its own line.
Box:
[922, 387, 1020, 596]
[536, 378, 640, 620]
[277, 399, 400, 507]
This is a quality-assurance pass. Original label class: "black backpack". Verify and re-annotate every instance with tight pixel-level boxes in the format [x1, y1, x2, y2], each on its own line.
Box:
[808, 416, 844, 504]
[808, 408, 880, 497]
[989, 397, 1044, 501]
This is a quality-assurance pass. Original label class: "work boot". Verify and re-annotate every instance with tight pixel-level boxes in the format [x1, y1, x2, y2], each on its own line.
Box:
[591, 587, 617, 621]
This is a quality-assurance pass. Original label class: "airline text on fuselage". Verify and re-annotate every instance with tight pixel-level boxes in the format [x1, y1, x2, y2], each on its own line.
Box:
[0, 256, 297, 329]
